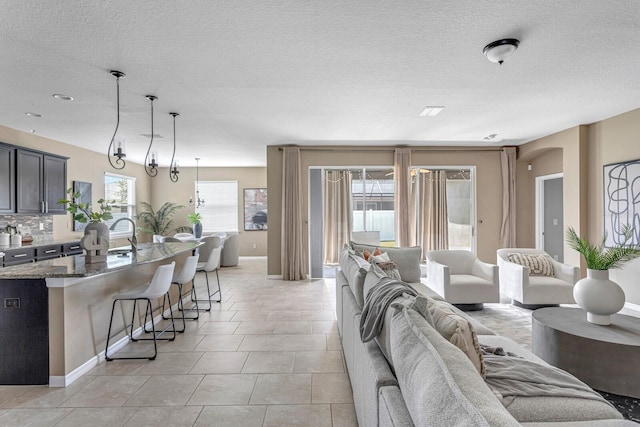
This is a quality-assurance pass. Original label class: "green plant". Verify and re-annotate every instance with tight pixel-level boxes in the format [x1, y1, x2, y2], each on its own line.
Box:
[136, 202, 190, 235]
[566, 226, 640, 270]
[187, 212, 202, 225]
[58, 188, 113, 223]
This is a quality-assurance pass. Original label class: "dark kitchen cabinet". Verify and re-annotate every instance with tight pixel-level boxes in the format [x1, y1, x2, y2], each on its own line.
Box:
[16, 149, 67, 214]
[0, 144, 15, 214]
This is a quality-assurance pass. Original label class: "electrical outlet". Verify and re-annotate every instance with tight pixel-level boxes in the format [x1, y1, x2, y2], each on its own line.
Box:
[252, 243, 257, 249]
[39, 222, 44, 230]
[4, 298, 20, 308]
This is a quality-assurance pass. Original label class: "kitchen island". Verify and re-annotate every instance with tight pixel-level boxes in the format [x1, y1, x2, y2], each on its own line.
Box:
[0, 242, 200, 387]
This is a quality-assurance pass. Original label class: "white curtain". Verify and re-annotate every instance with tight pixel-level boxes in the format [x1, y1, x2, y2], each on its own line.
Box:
[500, 147, 517, 247]
[323, 170, 353, 264]
[394, 148, 416, 247]
[281, 147, 307, 280]
[421, 170, 449, 255]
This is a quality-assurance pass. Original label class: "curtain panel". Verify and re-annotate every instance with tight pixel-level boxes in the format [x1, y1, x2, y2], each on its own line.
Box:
[394, 148, 416, 247]
[281, 147, 308, 280]
[420, 170, 449, 255]
[323, 170, 353, 264]
[500, 147, 517, 248]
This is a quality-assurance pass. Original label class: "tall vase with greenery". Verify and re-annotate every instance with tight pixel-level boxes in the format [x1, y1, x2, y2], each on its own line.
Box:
[188, 212, 203, 238]
[566, 226, 640, 325]
[136, 202, 191, 237]
[58, 188, 114, 259]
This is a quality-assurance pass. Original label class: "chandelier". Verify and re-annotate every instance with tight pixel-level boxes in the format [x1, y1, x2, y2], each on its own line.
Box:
[188, 158, 205, 208]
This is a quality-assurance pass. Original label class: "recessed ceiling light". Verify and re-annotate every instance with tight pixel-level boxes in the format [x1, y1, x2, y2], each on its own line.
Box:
[418, 106, 445, 117]
[25, 112, 43, 118]
[52, 94, 74, 101]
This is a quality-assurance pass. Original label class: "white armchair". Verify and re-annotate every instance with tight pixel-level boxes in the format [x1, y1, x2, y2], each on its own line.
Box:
[497, 248, 579, 306]
[426, 250, 499, 308]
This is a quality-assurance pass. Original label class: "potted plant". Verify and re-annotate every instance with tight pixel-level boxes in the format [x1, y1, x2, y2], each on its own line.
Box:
[188, 212, 203, 238]
[566, 226, 640, 325]
[59, 188, 114, 242]
[136, 202, 191, 237]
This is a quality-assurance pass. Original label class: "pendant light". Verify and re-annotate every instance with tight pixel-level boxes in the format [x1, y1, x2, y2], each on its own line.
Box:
[169, 112, 180, 182]
[144, 95, 158, 177]
[107, 70, 127, 170]
[188, 158, 206, 208]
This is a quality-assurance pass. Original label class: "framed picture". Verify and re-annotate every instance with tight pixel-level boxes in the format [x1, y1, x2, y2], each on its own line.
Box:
[72, 181, 92, 232]
[244, 188, 268, 231]
[603, 158, 640, 247]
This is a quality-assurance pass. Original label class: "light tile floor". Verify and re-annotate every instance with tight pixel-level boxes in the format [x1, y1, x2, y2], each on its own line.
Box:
[0, 257, 357, 427]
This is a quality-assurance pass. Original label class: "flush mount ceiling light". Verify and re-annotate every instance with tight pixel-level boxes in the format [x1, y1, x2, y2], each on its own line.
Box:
[483, 38, 520, 64]
[169, 112, 180, 183]
[418, 106, 445, 117]
[144, 95, 159, 177]
[107, 70, 127, 170]
[25, 112, 43, 117]
[52, 94, 74, 101]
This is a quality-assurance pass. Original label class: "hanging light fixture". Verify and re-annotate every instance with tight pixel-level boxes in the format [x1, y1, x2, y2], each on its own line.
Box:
[143, 95, 158, 177]
[188, 158, 206, 208]
[169, 112, 180, 182]
[107, 70, 127, 170]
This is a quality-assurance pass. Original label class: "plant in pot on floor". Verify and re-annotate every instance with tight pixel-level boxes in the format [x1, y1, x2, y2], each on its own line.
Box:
[58, 188, 114, 261]
[188, 212, 203, 238]
[566, 225, 640, 325]
[136, 202, 191, 238]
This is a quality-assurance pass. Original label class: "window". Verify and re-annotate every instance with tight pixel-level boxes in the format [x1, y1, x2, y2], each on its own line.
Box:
[351, 168, 395, 243]
[196, 181, 239, 232]
[104, 173, 136, 238]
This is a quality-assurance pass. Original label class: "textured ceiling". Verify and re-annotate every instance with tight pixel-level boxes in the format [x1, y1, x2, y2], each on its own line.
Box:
[0, 1, 639, 167]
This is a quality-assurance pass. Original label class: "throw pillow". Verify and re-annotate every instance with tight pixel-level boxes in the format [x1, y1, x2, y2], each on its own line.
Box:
[426, 298, 486, 378]
[351, 242, 422, 282]
[507, 253, 555, 277]
[370, 253, 402, 281]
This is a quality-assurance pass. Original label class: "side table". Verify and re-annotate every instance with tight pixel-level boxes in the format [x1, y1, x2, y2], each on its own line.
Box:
[532, 307, 640, 398]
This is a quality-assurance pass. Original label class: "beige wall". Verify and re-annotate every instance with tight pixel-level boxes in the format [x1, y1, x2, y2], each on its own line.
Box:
[267, 145, 504, 276]
[515, 148, 563, 248]
[0, 125, 267, 255]
[151, 166, 267, 256]
[516, 108, 640, 304]
[586, 108, 640, 304]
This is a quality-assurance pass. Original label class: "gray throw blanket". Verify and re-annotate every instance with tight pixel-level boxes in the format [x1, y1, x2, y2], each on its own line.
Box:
[483, 355, 613, 407]
[360, 276, 418, 342]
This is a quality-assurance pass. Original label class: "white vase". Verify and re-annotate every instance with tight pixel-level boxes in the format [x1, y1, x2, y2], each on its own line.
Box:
[573, 269, 625, 325]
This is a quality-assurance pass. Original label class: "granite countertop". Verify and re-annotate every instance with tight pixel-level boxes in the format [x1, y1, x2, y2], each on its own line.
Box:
[0, 242, 200, 279]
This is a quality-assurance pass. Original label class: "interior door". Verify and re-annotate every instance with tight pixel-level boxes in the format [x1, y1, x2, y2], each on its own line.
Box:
[543, 177, 564, 261]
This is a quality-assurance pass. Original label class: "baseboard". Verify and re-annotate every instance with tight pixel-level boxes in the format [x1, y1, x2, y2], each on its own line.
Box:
[49, 300, 181, 388]
[267, 274, 283, 279]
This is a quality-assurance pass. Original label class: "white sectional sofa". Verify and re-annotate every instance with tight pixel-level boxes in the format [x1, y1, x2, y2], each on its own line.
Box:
[336, 244, 634, 426]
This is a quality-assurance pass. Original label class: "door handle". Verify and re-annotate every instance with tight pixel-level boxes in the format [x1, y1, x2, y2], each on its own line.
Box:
[13, 253, 28, 258]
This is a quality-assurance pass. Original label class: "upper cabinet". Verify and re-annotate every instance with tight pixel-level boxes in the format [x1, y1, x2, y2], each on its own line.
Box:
[0, 143, 67, 215]
[0, 144, 15, 214]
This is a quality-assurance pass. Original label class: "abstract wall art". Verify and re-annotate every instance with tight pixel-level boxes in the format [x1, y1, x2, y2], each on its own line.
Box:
[603, 158, 640, 247]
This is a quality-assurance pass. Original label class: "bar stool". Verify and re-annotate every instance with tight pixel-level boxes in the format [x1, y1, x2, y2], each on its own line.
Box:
[194, 246, 222, 309]
[105, 262, 176, 361]
[162, 255, 199, 332]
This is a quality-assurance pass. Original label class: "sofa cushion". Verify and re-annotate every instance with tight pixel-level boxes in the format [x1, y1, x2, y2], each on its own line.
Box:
[507, 253, 555, 277]
[426, 298, 485, 377]
[390, 305, 521, 427]
[351, 242, 422, 282]
[339, 246, 370, 307]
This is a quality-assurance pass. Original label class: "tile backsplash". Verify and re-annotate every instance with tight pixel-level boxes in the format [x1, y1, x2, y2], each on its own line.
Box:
[0, 214, 54, 242]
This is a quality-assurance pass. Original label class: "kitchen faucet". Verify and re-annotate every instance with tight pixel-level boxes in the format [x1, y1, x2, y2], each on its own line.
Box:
[109, 218, 137, 254]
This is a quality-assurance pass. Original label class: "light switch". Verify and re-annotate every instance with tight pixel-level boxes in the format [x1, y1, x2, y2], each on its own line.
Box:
[553, 219, 558, 226]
